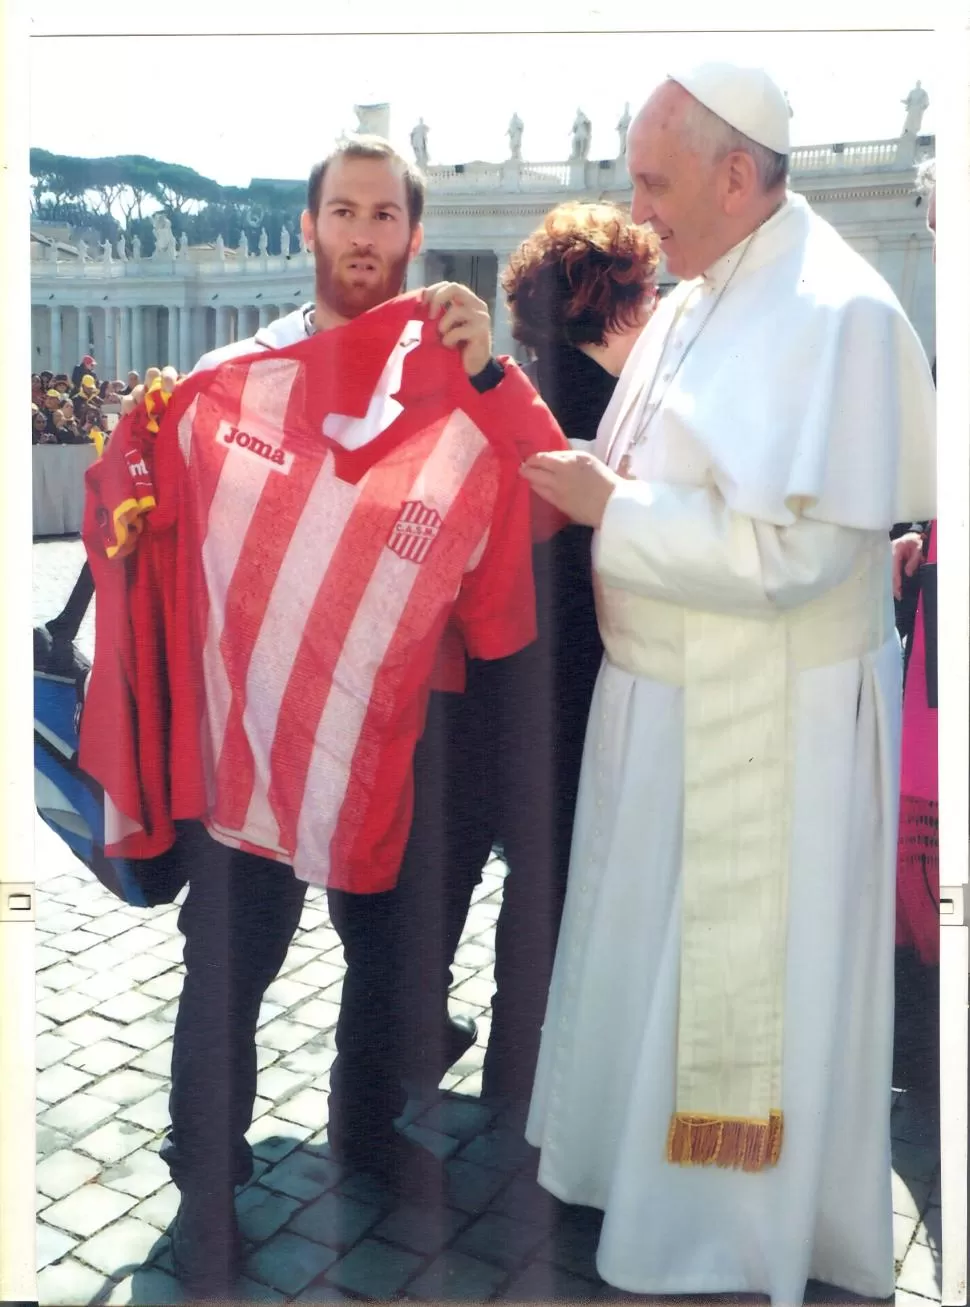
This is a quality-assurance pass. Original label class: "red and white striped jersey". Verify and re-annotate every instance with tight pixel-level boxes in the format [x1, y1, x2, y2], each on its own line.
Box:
[81, 292, 569, 891]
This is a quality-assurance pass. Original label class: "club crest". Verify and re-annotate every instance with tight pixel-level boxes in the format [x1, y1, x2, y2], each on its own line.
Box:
[387, 500, 442, 563]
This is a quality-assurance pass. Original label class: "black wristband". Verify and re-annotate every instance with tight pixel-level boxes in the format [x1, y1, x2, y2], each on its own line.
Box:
[469, 357, 506, 393]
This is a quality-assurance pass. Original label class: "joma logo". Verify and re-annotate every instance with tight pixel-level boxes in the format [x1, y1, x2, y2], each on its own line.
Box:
[218, 424, 293, 472]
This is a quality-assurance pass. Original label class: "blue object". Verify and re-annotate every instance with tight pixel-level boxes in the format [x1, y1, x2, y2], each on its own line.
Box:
[33, 569, 187, 908]
[34, 659, 153, 907]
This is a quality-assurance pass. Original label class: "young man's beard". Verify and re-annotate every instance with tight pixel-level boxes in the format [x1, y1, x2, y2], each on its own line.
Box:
[312, 242, 412, 320]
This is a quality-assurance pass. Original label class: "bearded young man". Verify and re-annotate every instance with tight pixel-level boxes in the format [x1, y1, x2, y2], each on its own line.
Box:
[521, 65, 935, 1304]
[158, 135, 528, 1296]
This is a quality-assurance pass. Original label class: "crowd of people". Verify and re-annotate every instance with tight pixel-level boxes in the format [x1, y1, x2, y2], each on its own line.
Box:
[30, 360, 162, 450]
[41, 59, 940, 1307]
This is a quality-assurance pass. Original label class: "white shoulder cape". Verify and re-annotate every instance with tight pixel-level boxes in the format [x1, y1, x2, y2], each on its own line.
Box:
[598, 193, 936, 530]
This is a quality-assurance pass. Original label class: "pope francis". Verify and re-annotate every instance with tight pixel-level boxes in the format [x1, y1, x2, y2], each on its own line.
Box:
[521, 63, 936, 1305]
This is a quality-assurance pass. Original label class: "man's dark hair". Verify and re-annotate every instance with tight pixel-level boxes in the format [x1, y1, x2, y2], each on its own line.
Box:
[307, 136, 426, 228]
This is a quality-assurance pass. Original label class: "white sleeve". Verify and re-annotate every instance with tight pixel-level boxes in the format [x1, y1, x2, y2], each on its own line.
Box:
[594, 477, 880, 615]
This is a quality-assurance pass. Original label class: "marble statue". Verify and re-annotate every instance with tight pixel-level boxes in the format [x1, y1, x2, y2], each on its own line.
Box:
[507, 113, 524, 161]
[131, 233, 141, 260]
[101, 238, 112, 264]
[116, 234, 128, 262]
[152, 213, 176, 259]
[179, 231, 189, 256]
[410, 118, 429, 169]
[616, 102, 631, 157]
[570, 108, 592, 161]
[215, 233, 225, 259]
[280, 226, 290, 257]
[238, 230, 249, 258]
[258, 227, 269, 256]
[355, 103, 390, 137]
[77, 238, 88, 263]
[901, 81, 929, 137]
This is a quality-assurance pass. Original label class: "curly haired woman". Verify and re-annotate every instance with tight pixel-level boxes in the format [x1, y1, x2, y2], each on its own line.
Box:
[400, 201, 661, 1106]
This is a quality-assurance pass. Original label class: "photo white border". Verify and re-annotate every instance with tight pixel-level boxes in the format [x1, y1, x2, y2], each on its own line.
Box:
[3, 3, 966, 1304]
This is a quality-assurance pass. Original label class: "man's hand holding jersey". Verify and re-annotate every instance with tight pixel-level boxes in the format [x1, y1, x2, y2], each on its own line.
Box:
[423, 282, 493, 378]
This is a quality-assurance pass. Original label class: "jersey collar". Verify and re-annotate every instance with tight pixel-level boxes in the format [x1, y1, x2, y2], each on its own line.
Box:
[290, 292, 431, 419]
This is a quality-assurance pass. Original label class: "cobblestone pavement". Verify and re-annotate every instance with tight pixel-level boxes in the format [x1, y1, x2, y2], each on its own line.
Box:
[33, 539, 942, 1305]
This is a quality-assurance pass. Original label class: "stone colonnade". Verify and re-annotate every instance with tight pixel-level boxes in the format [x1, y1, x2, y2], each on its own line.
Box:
[34, 301, 305, 378]
[33, 244, 527, 376]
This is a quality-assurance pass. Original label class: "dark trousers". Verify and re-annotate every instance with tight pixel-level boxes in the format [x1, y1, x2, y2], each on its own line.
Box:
[326, 886, 408, 1159]
[398, 639, 596, 1100]
[161, 825, 306, 1194]
[159, 830, 428, 1193]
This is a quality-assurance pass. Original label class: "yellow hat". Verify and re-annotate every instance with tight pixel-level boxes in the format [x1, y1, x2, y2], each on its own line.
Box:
[81, 375, 96, 389]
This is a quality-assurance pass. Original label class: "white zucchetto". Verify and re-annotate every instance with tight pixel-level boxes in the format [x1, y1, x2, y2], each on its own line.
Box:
[668, 62, 793, 155]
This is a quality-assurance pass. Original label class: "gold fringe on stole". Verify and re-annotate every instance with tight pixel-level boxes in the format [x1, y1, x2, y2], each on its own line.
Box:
[666, 1111, 784, 1173]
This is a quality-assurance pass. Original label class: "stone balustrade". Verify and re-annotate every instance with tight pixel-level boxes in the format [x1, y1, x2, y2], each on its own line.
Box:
[30, 131, 936, 375]
[417, 137, 929, 191]
[32, 249, 316, 279]
[788, 138, 927, 171]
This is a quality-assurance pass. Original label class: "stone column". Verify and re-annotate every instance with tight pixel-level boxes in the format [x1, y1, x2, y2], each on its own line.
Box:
[215, 305, 231, 348]
[78, 307, 92, 361]
[61, 306, 80, 370]
[49, 306, 62, 374]
[92, 310, 107, 379]
[131, 306, 145, 376]
[166, 306, 179, 371]
[491, 249, 516, 359]
[406, 252, 427, 290]
[192, 308, 209, 363]
[258, 304, 273, 328]
[103, 306, 117, 380]
[900, 234, 920, 315]
[116, 308, 131, 377]
[179, 309, 194, 374]
[142, 308, 159, 373]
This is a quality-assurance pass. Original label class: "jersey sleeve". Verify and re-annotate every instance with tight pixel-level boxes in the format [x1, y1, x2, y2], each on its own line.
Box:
[82, 381, 182, 559]
[83, 409, 157, 559]
[467, 358, 571, 542]
[78, 382, 190, 862]
[450, 456, 538, 662]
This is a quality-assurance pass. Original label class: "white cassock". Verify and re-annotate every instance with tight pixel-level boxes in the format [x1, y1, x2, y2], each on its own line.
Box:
[526, 192, 936, 1305]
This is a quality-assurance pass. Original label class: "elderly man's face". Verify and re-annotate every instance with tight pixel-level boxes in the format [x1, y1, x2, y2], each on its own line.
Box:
[627, 83, 733, 280]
